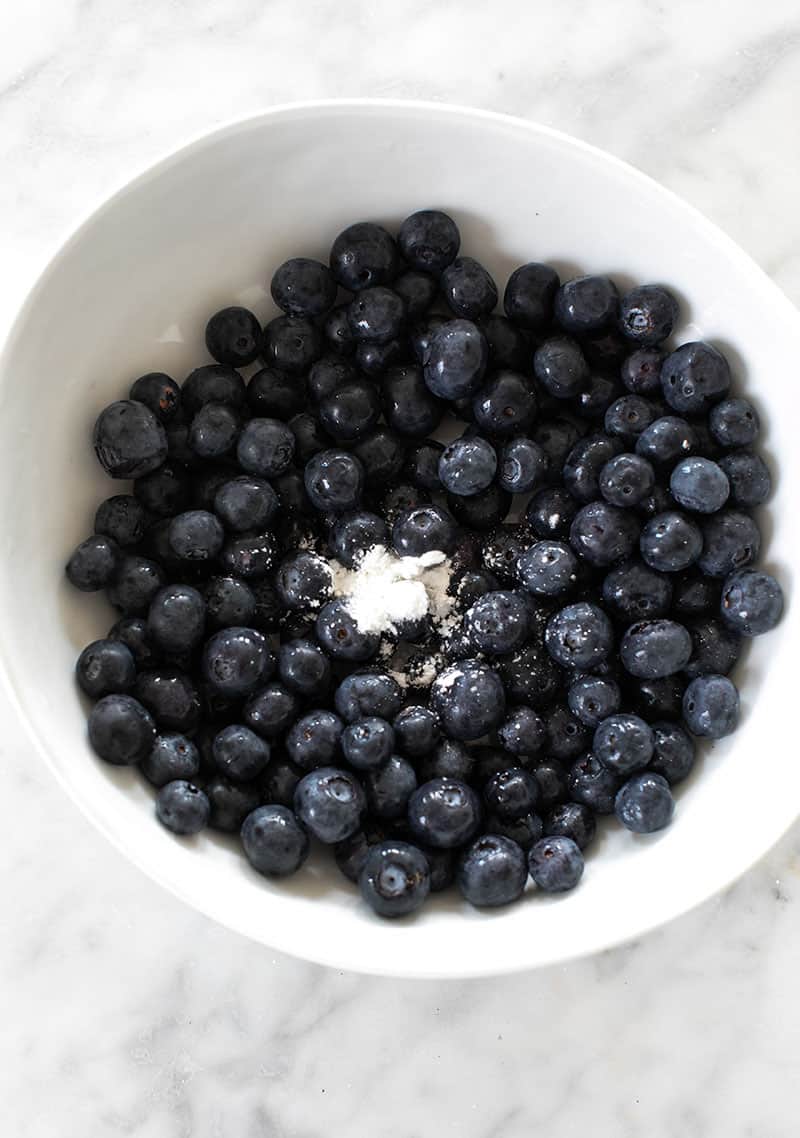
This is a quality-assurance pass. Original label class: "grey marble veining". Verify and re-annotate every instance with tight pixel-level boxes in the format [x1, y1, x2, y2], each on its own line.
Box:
[2, 1, 800, 1135]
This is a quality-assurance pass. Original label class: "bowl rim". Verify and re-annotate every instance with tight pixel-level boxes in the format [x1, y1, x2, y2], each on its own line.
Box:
[1, 98, 798, 978]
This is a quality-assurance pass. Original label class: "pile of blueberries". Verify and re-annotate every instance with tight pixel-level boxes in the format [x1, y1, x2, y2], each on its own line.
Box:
[65, 209, 784, 918]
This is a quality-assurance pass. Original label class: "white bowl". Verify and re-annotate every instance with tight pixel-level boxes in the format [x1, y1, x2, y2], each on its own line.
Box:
[0, 100, 796, 978]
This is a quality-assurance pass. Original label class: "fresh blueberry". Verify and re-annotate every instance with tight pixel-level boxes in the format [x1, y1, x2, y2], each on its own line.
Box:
[213, 476, 278, 533]
[347, 287, 405, 345]
[323, 304, 356, 356]
[480, 524, 533, 581]
[398, 209, 460, 273]
[620, 618, 692, 678]
[635, 415, 697, 467]
[648, 721, 696, 785]
[569, 501, 640, 567]
[618, 285, 678, 346]
[129, 372, 182, 424]
[533, 337, 589, 398]
[626, 674, 686, 722]
[717, 451, 771, 508]
[286, 709, 344, 770]
[543, 802, 596, 851]
[545, 601, 613, 670]
[534, 417, 585, 473]
[259, 757, 303, 809]
[532, 761, 570, 809]
[146, 584, 206, 654]
[327, 510, 387, 568]
[672, 571, 720, 617]
[271, 257, 337, 317]
[155, 780, 210, 835]
[543, 703, 592, 762]
[497, 437, 547, 495]
[563, 433, 623, 502]
[306, 356, 357, 404]
[355, 338, 406, 377]
[697, 510, 761, 578]
[93, 399, 168, 479]
[353, 428, 406, 484]
[661, 341, 731, 414]
[640, 510, 703, 572]
[720, 569, 783, 637]
[494, 707, 545, 759]
[472, 370, 538, 436]
[573, 373, 623, 421]
[206, 775, 261, 833]
[182, 364, 246, 417]
[448, 484, 511, 531]
[402, 440, 445, 492]
[465, 591, 529, 655]
[275, 551, 333, 614]
[304, 448, 365, 513]
[423, 319, 489, 400]
[438, 436, 497, 496]
[202, 626, 272, 698]
[615, 772, 674, 833]
[621, 348, 665, 395]
[517, 540, 578, 597]
[219, 530, 279, 580]
[484, 767, 539, 820]
[604, 395, 657, 443]
[234, 417, 295, 478]
[88, 694, 157, 765]
[684, 616, 741, 677]
[359, 840, 430, 918]
[335, 670, 403, 724]
[598, 453, 655, 507]
[315, 599, 380, 661]
[107, 555, 167, 615]
[364, 754, 417, 820]
[288, 412, 331, 463]
[503, 262, 559, 330]
[457, 834, 527, 907]
[108, 616, 160, 669]
[528, 835, 584, 892]
[567, 675, 621, 727]
[66, 534, 120, 592]
[393, 269, 439, 318]
[243, 680, 299, 738]
[94, 495, 146, 549]
[408, 777, 482, 848]
[670, 457, 730, 513]
[392, 705, 440, 758]
[417, 739, 474, 783]
[637, 485, 675, 519]
[593, 713, 654, 774]
[602, 559, 672, 622]
[140, 733, 200, 788]
[76, 639, 136, 699]
[709, 398, 760, 448]
[330, 222, 399, 291]
[382, 364, 444, 438]
[167, 510, 224, 562]
[135, 669, 201, 733]
[554, 274, 618, 334]
[430, 660, 506, 741]
[479, 314, 529, 370]
[342, 717, 395, 770]
[262, 315, 322, 375]
[246, 367, 306, 421]
[409, 314, 447, 365]
[568, 754, 620, 814]
[294, 766, 366, 843]
[187, 401, 240, 459]
[241, 805, 310, 876]
[204, 306, 261, 366]
[527, 487, 579, 540]
[441, 256, 498, 320]
[392, 503, 457, 557]
[212, 724, 270, 781]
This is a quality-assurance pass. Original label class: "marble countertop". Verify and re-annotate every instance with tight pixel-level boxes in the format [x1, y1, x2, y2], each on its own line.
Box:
[3, 2, 800, 1135]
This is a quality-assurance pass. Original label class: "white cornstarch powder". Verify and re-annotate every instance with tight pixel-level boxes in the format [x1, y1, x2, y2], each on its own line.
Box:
[329, 544, 456, 638]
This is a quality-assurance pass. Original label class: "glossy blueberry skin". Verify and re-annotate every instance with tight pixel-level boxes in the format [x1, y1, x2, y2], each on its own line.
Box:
[531, 761, 569, 810]
[567, 754, 620, 814]
[464, 590, 529, 656]
[286, 709, 344, 771]
[334, 671, 404, 723]
[709, 398, 760, 448]
[567, 676, 621, 728]
[497, 437, 547, 495]
[635, 415, 697, 467]
[219, 530, 279, 581]
[75, 639, 136, 699]
[670, 457, 730, 514]
[146, 584, 206, 654]
[720, 569, 783, 637]
[135, 670, 200, 733]
[212, 724, 271, 782]
[107, 555, 167, 616]
[398, 209, 460, 273]
[241, 805, 310, 876]
[271, 257, 337, 317]
[168, 510, 225, 562]
[306, 355, 356, 404]
[430, 659, 506, 741]
[563, 434, 623, 502]
[479, 524, 532, 582]
[182, 364, 246, 417]
[555, 274, 618, 334]
[602, 559, 672, 622]
[288, 412, 330, 463]
[392, 269, 439, 318]
[438, 436, 497, 497]
[423, 319, 489, 400]
[323, 304, 356, 356]
[187, 402, 240, 459]
[140, 733, 200, 788]
[66, 535, 120, 592]
[249, 364, 311, 422]
[294, 766, 366, 843]
[534, 417, 584, 474]
[543, 802, 596, 851]
[346, 287, 405, 345]
[243, 681, 299, 740]
[392, 705, 440, 758]
[717, 451, 771, 508]
[330, 222, 399, 291]
[503, 262, 559, 330]
[326, 510, 386, 569]
[402, 440, 444, 492]
[205, 306, 262, 366]
[392, 504, 457, 557]
[618, 285, 678, 346]
[472, 370, 538, 436]
[235, 417, 295, 478]
[661, 341, 731, 415]
[529, 835, 584, 892]
[262, 315, 322, 375]
[697, 510, 761, 578]
[569, 502, 640, 568]
[448, 484, 511, 531]
[672, 571, 720, 617]
[479, 314, 528, 370]
[484, 767, 539, 821]
[93, 399, 168, 479]
[364, 754, 417, 820]
[496, 706, 546, 759]
[356, 338, 406, 376]
[684, 617, 741, 678]
[304, 448, 365, 513]
[205, 775, 261, 833]
[517, 540, 578, 597]
[88, 694, 157, 765]
[94, 495, 146, 549]
[382, 364, 444, 438]
[620, 619, 692, 679]
[543, 704, 592, 763]
[341, 717, 395, 770]
[408, 777, 482, 849]
[615, 772, 674, 833]
[533, 337, 589, 398]
[626, 674, 686, 722]
[108, 617, 159, 670]
[598, 453, 655, 507]
[457, 834, 527, 907]
[649, 721, 696, 785]
[274, 552, 331, 613]
[545, 602, 614, 670]
[640, 511, 703, 572]
[315, 599, 380, 662]
[359, 840, 430, 918]
[527, 487, 579, 540]
[155, 780, 210, 835]
[416, 739, 473, 783]
[202, 627, 272, 698]
[353, 428, 406, 484]
[593, 713, 654, 775]
[621, 348, 665, 395]
[214, 476, 279, 533]
[604, 395, 657, 444]
[573, 373, 622, 421]
[441, 256, 498, 320]
[129, 371, 181, 424]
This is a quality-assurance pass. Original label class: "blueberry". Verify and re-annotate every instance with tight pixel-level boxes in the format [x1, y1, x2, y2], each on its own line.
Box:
[614, 772, 674, 833]
[233, 417, 294, 478]
[93, 399, 168, 479]
[393, 269, 439, 318]
[528, 835, 584, 892]
[392, 504, 457, 557]
[417, 739, 474, 783]
[448, 484, 511, 531]
[437, 436, 497, 498]
[567, 675, 621, 728]
[392, 705, 440, 758]
[472, 370, 538, 436]
[661, 341, 731, 414]
[720, 569, 783, 637]
[129, 372, 182, 423]
[364, 754, 417, 820]
[503, 262, 559, 330]
[543, 802, 596, 850]
[544, 601, 613, 670]
[315, 599, 379, 661]
[484, 767, 539, 821]
[480, 524, 533, 581]
[672, 571, 720, 617]
[294, 766, 366, 843]
[543, 703, 591, 762]
[182, 365, 246, 417]
[135, 462, 192, 516]
[347, 287, 405, 345]
[649, 721, 696, 785]
[271, 257, 337, 317]
[167, 510, 224, 562]
[402, 440, 445, 492]
[533, 337, 589, 398]
[326, 510, 386, 569]
[107, 555, 166, 615]
[497, 437, 547, 495]
[620, 618, 692, 678]
[423, 319, 489, 400]
[342, 717, 395, 770]
[262, 315, 322, 375]
[382, 364, 444, 438]
[135, 669, 201, 733]
[206, 775, 261, 832]
[534, 417, 584, 473]
[288, 412, 331, 464]
[709, 398, 760, 448]
[323, 304, 356, 356]
[66, 535, 120, 592]
[573, 374, 623, 421]
[304, 448, 365, 513]
[604, 395, 657, 443]
[355, 338, 406, 377]
[598, 453, 655, 507]
[452, 568, 501, 613]
[621, 348, 665, 395]
[108, 616, 159, 669]
[484, 812, 543, 851]
[479, 314, 529, 370]
[155, 780, 210, 835]
[334, 670, 404, 722]
[441, 256, 498, 320]
[618, 285, 678, 346]
[214, 476, 278, 533]
[94, 495, 146, 549]
[187, 402, 240, 459]
[626, 674, 686, 722]
[246, 367, 306, 421]
[243, 681, 299, 740]
[593, 713, 654, 775]
[241, 805, 310, 876]
[273, 552, 331, 613]
[464, 590, 529, 655]
[409, 314, 447, 365]
[496, 706, 546, 759]
[145, 585, 206, 656]
[330, 222, 399, 291]
[635, 416, 697, 467]
[306, 356, 356, 405]
[569, 502, 640, 567]
[408, 777, 482, 849]
[697, 510, 760, 578]
[259, 757, 304, 809]
[456, 834, 527, 907]
[517, 540, 578, 597]
[88, 694, 157, 765]
[398, 209, 460, 273]
[527, 486, 579, 540]
[272, 468, 312, 515]
[532, 761, 570, 809]
[640, 511, 703, 572]
[602, 559, 672, 622]
[204, 306, 261, 367]
[555, 274, 618, 334]
[637, 485, 675, 520]
[684, 616, 741, 677]
[670, 457, 730, 513]
[75, 638, 136, 700]
[717, 451, 771, 508]
[563, 433, 623, 502]
[353, 428, 406, 484]
[211, 724, 270, 782]
[219, 530, 279, 580]
[286, 709, 343, 771]
[359, 840, 430, 917]
[430, 660, 506, 741]
[202, 627, 272, 698]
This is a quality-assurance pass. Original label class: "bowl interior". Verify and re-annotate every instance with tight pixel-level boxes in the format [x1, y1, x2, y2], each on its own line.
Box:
[0, 102, 797, 977]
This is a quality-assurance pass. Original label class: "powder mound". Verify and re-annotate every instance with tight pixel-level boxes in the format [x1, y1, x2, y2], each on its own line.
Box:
[330, 544, 456, 637]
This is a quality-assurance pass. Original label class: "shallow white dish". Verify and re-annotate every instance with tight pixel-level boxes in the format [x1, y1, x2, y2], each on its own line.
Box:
[0, 100, 796, 978]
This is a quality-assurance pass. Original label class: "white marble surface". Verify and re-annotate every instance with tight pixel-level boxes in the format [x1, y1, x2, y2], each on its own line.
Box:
[2, 1, 800, 1134]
